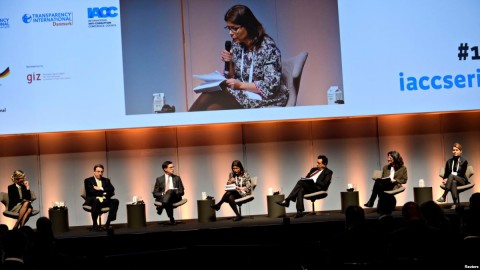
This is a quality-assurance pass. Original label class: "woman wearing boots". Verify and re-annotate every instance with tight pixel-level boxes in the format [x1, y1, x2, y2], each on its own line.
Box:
[364, 151, 408, 208]
[211, 160, 252, 221]
[436, 142, 469, 209]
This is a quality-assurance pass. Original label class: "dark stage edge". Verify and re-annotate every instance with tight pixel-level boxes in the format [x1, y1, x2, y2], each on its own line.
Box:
[51, 205, 471, 270]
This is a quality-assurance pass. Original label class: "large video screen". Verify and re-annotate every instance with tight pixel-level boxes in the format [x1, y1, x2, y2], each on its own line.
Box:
[0, 0, 478, 135]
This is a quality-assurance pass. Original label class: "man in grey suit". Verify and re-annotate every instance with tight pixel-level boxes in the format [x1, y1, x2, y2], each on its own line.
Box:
[153, 161, 185, 225]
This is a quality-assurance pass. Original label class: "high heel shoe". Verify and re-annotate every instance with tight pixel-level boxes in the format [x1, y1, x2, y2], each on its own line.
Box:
[364, 201, 374, 208]
[210, 204, 220, 211]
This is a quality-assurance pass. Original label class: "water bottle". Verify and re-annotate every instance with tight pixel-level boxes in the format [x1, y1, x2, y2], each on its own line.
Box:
[153, 93, 165, 113]
[419, 179, 425, 188]
[335, 88, 344, 104]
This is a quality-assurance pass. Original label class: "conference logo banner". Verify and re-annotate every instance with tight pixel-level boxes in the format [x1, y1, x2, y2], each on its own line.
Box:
[22, 11, 73, 27]
[87, 6, 119, 28]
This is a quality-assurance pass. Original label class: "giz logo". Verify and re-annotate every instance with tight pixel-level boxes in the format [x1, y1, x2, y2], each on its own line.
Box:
[27, 73, 41, 84]
[88, 7, 118, 18]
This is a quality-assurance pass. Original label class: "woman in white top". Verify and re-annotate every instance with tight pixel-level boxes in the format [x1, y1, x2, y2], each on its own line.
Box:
[364, 151, 408, 208]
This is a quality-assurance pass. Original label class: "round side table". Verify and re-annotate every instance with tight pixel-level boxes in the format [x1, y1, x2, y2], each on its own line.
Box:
[341, 191, 359, 213]
[127, 203, 147, 228]
[197, 199, 216, 223]
[48, 207, 69, 233]
[267, 194, 286, 218]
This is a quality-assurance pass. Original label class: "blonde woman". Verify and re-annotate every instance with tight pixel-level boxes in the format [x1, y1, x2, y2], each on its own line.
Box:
[437, 142, 469, 209]
[7, 170, 34, 229]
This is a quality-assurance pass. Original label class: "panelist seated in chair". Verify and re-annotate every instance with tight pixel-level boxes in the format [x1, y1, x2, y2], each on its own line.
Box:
[7, 170, 35, 230]
[210, 160, 252, 221]
[436, 142, 470, 209]
[364, 150, 408, 208]
[152, 161, 185, 225]
[83, 164, 119, 231]
[189, 4, 288, 111]
[276, 155, 333, 218]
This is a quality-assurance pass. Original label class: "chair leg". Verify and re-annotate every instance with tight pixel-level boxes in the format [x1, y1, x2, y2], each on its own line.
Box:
[174, 207, 184, 224]
[306, 200, 317, 216]
[310, 201, 317, 215]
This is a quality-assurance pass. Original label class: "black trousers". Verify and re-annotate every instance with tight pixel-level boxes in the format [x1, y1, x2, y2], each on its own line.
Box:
[91, 198, 119, 225]
[285, 180, 318, 212]
[158, 190, 182, 219]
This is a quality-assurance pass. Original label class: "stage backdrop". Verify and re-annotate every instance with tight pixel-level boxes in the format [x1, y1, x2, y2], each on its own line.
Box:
[0, 0, 478, 134]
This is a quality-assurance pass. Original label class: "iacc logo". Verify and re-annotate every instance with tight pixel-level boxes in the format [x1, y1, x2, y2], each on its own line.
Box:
[88, 7, 118, 19]
[27, 73, 41, 84]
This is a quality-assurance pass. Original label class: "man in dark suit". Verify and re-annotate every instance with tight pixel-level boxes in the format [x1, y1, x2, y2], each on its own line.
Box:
[83, 164, 119, 231]
[153, 160, 185, 225]
[276, 155, 333, 218]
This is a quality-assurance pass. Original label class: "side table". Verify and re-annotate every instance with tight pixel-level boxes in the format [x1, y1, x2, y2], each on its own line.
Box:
[197, 199, 216, 223]
[413, 187, 433, 206]
[127, 203, 146, 228]
[267, 194, 286, 218]
[341, 191, 359, 213]
[48, 207, 69, 233]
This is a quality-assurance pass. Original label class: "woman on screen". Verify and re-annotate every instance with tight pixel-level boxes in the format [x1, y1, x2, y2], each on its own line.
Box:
[210, 160, 252, 221]
[190, 4, 288, 110]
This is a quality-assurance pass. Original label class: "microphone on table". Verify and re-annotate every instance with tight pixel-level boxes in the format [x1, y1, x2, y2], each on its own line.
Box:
[224, 40, 232, 76]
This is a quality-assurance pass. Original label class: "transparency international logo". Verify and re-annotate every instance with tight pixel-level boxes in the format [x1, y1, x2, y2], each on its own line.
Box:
[0, 18, 10, 28]
[22, 12, 73, 26]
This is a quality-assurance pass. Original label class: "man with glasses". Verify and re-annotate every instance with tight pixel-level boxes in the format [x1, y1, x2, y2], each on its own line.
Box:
[276, 155, 333, 218]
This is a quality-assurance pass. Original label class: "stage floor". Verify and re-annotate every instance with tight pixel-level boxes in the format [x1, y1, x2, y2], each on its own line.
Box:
[50, 205, 467, 270]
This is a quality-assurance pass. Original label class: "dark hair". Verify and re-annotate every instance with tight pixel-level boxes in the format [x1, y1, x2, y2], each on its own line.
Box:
[318, 155, 328, 166]
[388, 150, 404, 169]
[93, 164, 104, 171]
[224, 5, 266, 49]
[162, 161, 173, 170]
[231, 160, 245, 176]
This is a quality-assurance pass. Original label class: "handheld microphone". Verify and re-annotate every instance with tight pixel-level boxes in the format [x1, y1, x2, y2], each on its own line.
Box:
[224, 40, 232, 76]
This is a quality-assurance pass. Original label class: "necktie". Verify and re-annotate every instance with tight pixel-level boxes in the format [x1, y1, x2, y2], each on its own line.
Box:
[18, 186, 23, 199]
[165, 175, 170, 193]
[97, 179, 103, 202]
[308, 170, 320, 178]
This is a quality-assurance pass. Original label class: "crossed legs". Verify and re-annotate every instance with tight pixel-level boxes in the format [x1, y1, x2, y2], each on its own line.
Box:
[438, 174, 467, 205]
[14, 201, 32, 229]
